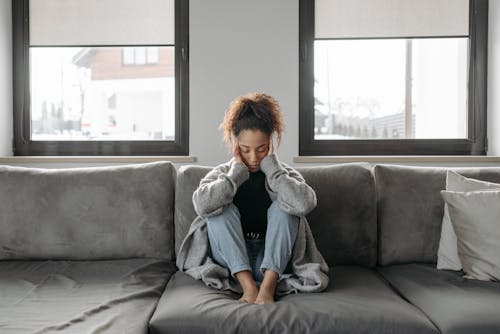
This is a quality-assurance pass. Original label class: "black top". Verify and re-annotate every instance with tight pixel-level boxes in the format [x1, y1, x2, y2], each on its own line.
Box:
[233, 170, 272, 240]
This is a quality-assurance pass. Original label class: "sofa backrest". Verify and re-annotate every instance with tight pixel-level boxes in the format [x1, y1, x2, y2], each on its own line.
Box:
[297, 164, 377, 267]
[375, 164, 500, 266]
[174, 165, 212, 256]
[174, 163, 378, 267]
[0, 162, 176, 261]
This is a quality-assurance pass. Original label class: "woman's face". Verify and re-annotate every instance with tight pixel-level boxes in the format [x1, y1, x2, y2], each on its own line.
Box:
[236, 129, 270, 173]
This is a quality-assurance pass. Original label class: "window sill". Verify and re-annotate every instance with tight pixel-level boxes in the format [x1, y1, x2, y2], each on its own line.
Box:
[294, 156, 500, 164]
[0, 156, 196, 164]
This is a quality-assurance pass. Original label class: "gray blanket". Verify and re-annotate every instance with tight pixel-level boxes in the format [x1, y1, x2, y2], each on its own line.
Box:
[176, 154, 330, 296]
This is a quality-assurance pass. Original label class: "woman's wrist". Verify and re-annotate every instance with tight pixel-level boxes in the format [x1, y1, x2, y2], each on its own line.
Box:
[260, 154, 283, 176]
[227, 160, 250, 187]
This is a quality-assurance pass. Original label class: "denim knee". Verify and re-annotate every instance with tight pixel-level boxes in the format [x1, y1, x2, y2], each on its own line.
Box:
[267, 201, 299, 228]
[267, 200, 282, 217]
[205, 203, 251, 277]
[206, 203, 240, 227]
[261, 201, 299, 276]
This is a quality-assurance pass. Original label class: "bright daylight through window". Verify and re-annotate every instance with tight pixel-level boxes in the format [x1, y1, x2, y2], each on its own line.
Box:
[300, 0, 487, 156]
[13, 0, 188, 155]
[30, 47, 175, 141]
[314, 38, 468, 140]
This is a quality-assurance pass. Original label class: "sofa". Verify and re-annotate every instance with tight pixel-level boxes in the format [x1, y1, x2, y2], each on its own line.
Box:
[1, 161, 499, 333]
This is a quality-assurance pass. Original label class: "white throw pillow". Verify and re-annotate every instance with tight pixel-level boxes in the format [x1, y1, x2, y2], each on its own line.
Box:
[437, 171, 500, 270]
[441, 190, 500, 281]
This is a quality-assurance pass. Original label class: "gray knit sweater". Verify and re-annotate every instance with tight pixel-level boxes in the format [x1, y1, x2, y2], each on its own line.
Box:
[176, 154, 330, 296]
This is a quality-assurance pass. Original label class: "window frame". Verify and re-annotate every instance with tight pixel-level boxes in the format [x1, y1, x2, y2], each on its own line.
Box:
[299, 0, 488, 156]
[12, 0, 189, 156]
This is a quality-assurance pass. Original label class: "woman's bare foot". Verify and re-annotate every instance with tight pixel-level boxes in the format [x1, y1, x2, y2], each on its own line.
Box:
[255, 287, 274, 304]
[255, 269, 278, 304]
[236, 270, 259, 303]
[239, 286, 259, 303]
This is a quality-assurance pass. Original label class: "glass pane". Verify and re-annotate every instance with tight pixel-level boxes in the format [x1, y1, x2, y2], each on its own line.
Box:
[146, 47, 159, 64]
[314, 38, 468, 140]
[135, 47, 147, 65]
[30, 46, 175, 141]
[122, 47, 134, 65]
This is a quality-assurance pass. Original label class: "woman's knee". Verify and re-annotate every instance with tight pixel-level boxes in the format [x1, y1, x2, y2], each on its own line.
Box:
[267, 200, 282, 218]
[206, 203, 241, 227]
[267, 201, 299, 225]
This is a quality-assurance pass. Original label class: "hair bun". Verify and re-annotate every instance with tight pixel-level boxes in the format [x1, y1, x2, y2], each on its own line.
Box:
[220, 92, 284, 147]
[239, 102, 253, 118]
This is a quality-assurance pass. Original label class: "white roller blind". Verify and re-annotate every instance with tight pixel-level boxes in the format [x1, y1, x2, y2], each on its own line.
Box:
[315, 0, 469, 39]
[30, 0, 175, 46]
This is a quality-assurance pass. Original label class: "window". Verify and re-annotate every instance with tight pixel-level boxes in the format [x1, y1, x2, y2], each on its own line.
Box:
[299, 0, 488, 155]
[13, 0, 189, 155]
[122, 47, 160, 65]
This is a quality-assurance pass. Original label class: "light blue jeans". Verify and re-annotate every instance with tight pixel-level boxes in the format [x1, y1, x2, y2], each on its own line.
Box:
[206, 201, 299, 285]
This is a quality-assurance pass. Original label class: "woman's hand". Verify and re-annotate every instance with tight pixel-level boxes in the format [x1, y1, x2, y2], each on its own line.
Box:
[267, 136, 274, 156]
[233, 139, 244, 163]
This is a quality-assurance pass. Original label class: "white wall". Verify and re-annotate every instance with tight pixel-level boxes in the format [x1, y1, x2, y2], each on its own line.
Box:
[1, 0, 500, 166]
[488, 0, 500, 155]
[0, 0, 13, 156]
[190, 0, 298, 166]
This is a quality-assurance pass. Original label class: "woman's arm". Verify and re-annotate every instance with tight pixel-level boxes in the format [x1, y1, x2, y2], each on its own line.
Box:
[260, 154, 317, 216]
[192, 160, 249, 218]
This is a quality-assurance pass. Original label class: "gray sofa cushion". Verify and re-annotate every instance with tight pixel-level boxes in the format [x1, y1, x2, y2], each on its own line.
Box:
[0, 162, 176, 260]
[375, 165, 500, 266]
[174, 163, 377, 267]
[149, 266, 438, 334]
[174, 165, 212, 256]
[441, 190, 500, 281]
[298, 163, 377, 267]
[377, 264, 500, 334]
[437, 171, 500, 271]
[0, 259, 176, 333]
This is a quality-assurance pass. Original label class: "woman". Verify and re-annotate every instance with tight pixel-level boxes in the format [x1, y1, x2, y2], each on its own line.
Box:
[177, 93, 329, 304]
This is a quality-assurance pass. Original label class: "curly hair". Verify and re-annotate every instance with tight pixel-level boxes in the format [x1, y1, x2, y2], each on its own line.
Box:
[220, 93, 284, 147]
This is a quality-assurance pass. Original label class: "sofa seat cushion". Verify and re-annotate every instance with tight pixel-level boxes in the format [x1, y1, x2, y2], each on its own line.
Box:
[149, 266, 438, 334]
[377, 264, 500, 334]
[0, 259, 176, 333]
